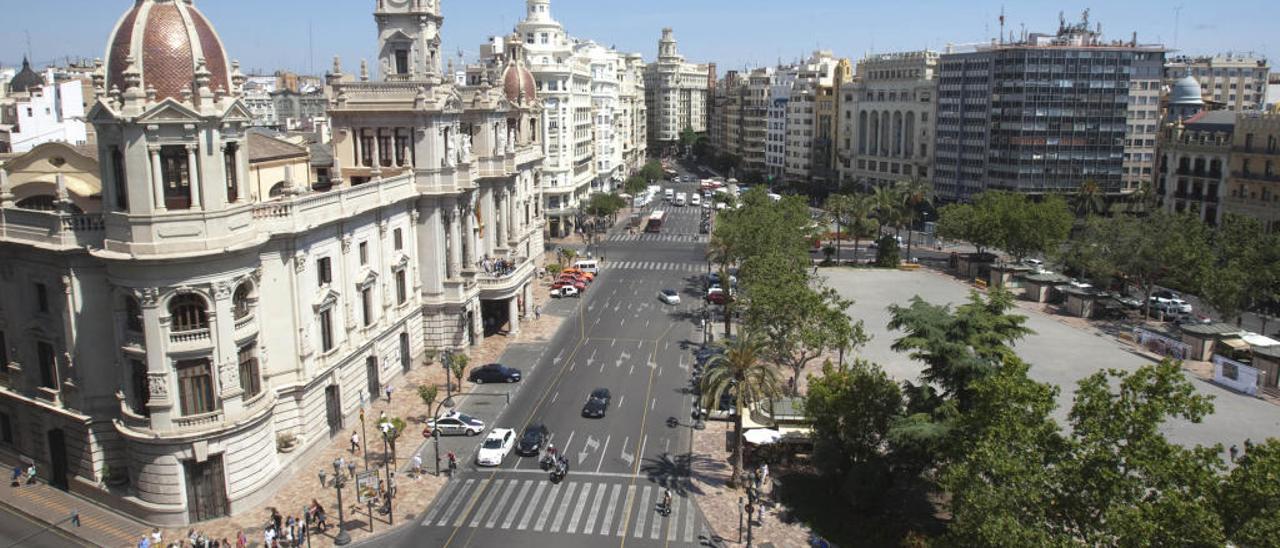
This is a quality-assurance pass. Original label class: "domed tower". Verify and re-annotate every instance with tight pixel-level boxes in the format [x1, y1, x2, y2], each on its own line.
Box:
[501, 36, 538, 108]
[90, 0, 253, 255]
[7, 57, 44, 96]
[1168, 74, 1206, 122]
[658, 28, 681, 61]
[525, 0, 553, 23]
[374, 0, 443, 80]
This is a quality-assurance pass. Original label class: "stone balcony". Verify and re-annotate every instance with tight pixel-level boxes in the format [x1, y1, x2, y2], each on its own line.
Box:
[477, 256, 534, 299]
[0, 208, 105, 250]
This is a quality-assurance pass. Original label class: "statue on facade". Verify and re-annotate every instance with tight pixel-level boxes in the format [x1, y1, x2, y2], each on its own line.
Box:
[507, 126, 517, 154]
[443, 127, 456, 167]
[462, 130, 473, 162]
[494, 123, 506, 156]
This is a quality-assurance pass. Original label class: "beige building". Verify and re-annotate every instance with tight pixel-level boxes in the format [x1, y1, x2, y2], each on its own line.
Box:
[1224, 113, 1280, 231]
[1166, 54, 1270, 112]
[620, 53, 649, 173]
[1158, 111, 1235, 225]
[838, 51, 938, 190]
[0, 0, 543, 526]
[644, 28, 712, 153]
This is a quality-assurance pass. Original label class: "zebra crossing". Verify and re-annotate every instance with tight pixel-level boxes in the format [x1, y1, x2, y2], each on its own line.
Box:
[608, 233, 710, 243]
[602, 260, 706, 273]
[420, 476, 706, 544]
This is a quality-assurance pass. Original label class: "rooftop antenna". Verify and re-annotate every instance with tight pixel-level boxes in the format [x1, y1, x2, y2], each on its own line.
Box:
[998, 6, 1006, 45]
[25, 29, 33, 61]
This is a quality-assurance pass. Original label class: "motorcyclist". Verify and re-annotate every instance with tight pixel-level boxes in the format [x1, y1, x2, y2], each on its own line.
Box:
[661, 489, 672, 514]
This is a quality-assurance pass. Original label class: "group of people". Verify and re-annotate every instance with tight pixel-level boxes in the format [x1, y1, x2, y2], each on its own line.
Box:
[1229, 438, 1258, 463]
[260, 507, 311, 547]
[136, 527, 226, 548]
[480, 256, 517, 277]
[9, 463, 37, 486]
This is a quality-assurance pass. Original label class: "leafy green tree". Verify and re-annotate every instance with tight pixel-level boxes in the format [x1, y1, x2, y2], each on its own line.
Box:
[874, 235, 900, 268]
[699, 334, 783, 488]
[936, 202, 998, 255]
[1055, 215, 1116, 284]
[1076, 212, 1212, 318]
[823, 194, 855, 264]
[936, 192, 1071, 263]
[1201, 214, 1280, 324]
[1219, 438, 1280, 545]
[1072, 179, 1106, 218]
[639, 160, 665, 182]
[623, 174, 648, 196]
[449, 354, 469, 388]
[679, 126, 699, 149]
[417, 384, 438, 411]
[805, 360, 903, 509]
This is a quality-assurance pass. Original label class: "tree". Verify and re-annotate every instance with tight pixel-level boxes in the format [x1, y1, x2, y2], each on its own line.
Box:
[896, 177, 933, 261]
[1072, 179, 1106, 218]
[823, 194, 855, 264]
[639, 160, 664, 182]
[679, 126, 699, 150]
[1201, 214, 1279, 324]
[1075, 212, 1212, 319]
[805, 360, 903, 509]
[623, 174, 648, 196]
[1218, 438, 1280, 545]
[449, 354, 469, 388]
[699, 334, 783, 488]
[874, 235, 900, 268]
[936, 192, 1071, 263]
[417, 384, 438, 422]
[936, 202, 997, 255]
[845, 194, 879, 265]
[872, 185, 902, 239]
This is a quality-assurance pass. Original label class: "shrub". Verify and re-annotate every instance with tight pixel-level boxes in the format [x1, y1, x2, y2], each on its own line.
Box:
[874, 236, 900, 268]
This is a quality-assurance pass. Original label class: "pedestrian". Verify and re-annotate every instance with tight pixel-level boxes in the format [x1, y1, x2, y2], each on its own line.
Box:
[310, 499, 327, 531]
[138, 535, 151, 548]
[25, 463, 37, 484]
[10, 464, 21, 486]
[270, 507, 283, 533]
[350, 431, 360, 454]
[760, 462, 769, 485]
[378, 409, 387, 424]
[534, 304, 542, 320]
[262, 526, 274, 548]
[384, 384, 394, 402]
[411, 454, 423, 478]
[235, 530, 247, 548]
[151, 528, 162, 546]
[1230, 444, 1240, 462]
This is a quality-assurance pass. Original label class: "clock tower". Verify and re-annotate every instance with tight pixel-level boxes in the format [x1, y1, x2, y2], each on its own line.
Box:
[374, 0, 443, 81]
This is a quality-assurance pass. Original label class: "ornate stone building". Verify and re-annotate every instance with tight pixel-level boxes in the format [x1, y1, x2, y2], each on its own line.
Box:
[644, 28, 712, 154]
[0, 0, 543, 526]
[837, 51, 939, 190]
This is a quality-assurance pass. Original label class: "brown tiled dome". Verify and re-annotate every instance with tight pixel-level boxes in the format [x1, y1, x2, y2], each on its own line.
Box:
[502, 62, 537, 106]
[104, 0, 232, 101]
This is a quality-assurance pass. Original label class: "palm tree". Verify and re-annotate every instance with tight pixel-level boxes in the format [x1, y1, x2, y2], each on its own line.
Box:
[872, 185, 900, 239]
[699, 334, 783, 488]
[707, 230, 738, 338]
[1073, 179, 1105, 218]
[823, 194, 854, 264]
[846, 194, 878, 264]
[897, 177, 933, 261]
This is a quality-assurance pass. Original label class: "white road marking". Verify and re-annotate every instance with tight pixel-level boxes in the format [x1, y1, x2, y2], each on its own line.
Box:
[600, 484, 623, 535]
[684, 497, 697, 542]
[439, 478, 475, 526]
[638, 435, 648, 462]
[501, 480, 533, 529]
[616, 485, 636, 536]
[533, 482, 562, 531]
[582, 480, 608, 534]
[561, 431, 576, 455]
[516, 481, 548, 530]
[549, 482, 578, 532]
[633, 485, 652, 538]
[485, 479, 518, 528]
[551, 391, 559, 404]
[566, 483, 593, 533]
[665, 438, 671, 453]
[618, 395, 625, 408]
[420, 479, 459, 525]
[596, 435, 612, 473]
[667, 494, 682, 541]
[651, 397, 656, 410]
[469, 478, 505, 527]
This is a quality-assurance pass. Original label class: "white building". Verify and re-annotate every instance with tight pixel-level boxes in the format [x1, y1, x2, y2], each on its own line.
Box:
[619, 53, 648, 173]
[580, 42, 623, 192]
[0, 0, 543, 526]
[838, 51, 939, 189]
[765, 69, 798, 180]
[644, 28, 711, 153]
[783, 52, 840, 183]
[1166, 54, 1270, 112]
[3, 59, 89, 153]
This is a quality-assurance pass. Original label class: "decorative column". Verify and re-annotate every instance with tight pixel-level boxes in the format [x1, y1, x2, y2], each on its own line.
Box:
[212, 282, 245, 418]
[139, 288, 174, 429]
[149, 145, 166, 211]
[233, 141, 247, 203]
[371, 128, 383, 179]
[507, 189, 518, 242]
[186, 144, 202, 209]
[446, 203, 462, 279]
[507, 297, 520, 335]
[0, 168, 14, 207]
[340, 236, 356, 330]
[462, 200, 476, 269]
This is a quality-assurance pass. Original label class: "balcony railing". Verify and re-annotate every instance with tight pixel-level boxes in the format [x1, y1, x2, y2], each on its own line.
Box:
[234, 313, 255, 333]
[1233, 171, 1280, 183]
[252, 174, 416, 232]
[172, 410, 223, 430]
[170, 328, 211, 344]
[0, 209, 105, 249]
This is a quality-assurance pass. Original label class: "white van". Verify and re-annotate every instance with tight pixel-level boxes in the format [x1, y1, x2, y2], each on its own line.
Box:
[664, 189, 674, 202]
[690, 194, 702, 207]
[572, 259, 599, 275]
[674, 193, 688, 207]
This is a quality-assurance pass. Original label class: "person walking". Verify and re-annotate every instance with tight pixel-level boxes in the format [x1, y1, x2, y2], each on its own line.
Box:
[534, 304, 542, 320]
[384, 384, 394, 402]
[411, 454, 423, 478]
[1230, 444, 1240, 462]
[310, 499, 327, 532]
[350, 431, 360, 454]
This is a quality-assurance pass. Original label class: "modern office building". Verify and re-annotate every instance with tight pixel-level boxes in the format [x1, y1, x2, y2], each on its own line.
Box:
[934, 14, 1166, 201]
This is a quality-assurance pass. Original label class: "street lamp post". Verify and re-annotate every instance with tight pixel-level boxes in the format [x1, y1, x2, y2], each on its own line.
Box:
[359, 409, 369, 471]
[331, 458, 352, 546]
[380, 423, 396, 526]
[442, 350, 455, 408]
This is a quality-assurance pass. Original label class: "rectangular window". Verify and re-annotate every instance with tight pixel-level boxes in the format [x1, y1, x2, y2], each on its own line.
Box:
[35, 283, 49, 313]
[224, 143, 239, 203]
[393, 228, 404, 251]
[358, 242, 368, 265]
[359, 134, 374, 167]
[111, 147, 128, 210]
[130, 359, 150, 416]
[395, 270, 407, 304]
[238, 344, 261, 398]
[317, 257, 332, 287]
[378, 134, 392, 167]
[37, 341, 57, 389]
[319, 309, 334, 352]
[395, 50, 409, 75]
[361, 287, 374, 327]
[176, 359, 217, 416]
[160, 145, 192, 210]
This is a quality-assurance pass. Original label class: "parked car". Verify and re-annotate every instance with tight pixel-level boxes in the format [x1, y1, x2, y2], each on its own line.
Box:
[515, 424, 551, 456]
[560, 268, 595, 281]
[582, 388, 612, 418]
[550, 285, 580, 298]
[475, 428, 515, 466]
[556, 276, 588, 291]
[468, 363, 522, 384]
[659, 289, 681, 305]
[1149, 291, 1193, 314]
[707, 287, 733, 305]
[426, 411, 485, 436]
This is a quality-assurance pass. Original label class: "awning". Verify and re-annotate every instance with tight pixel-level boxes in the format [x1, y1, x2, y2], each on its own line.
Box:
[742, 428, 783, 446]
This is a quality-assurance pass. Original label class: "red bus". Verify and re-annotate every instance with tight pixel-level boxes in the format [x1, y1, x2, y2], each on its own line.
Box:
[645, 210, 666, 233]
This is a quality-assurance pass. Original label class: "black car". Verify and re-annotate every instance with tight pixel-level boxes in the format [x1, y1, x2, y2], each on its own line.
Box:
[516, 424, 550, 456]
[468, 363, 522, 384]
[582, 388, 612, 418]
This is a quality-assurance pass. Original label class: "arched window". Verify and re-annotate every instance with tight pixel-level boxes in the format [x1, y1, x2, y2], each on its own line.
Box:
[232, 283, 253, 320]
[125, 296, 143, 332]
[268, 182, 287, 198]
[16, 195, 57, 211]
[168, 294, 209, 333]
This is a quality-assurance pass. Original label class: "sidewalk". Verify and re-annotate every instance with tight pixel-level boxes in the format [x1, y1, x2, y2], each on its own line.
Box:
[0, 467, 146, 547]
[143, 284, 564, 546]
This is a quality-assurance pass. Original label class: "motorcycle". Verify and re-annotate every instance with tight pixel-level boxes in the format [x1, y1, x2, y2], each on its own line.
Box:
[539, 450, 558, 471]
[549, 457, 569, 482]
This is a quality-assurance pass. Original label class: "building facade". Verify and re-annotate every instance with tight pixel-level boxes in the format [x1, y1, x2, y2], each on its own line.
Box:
[619, 54, 648, 173]
[1224, 113, 1280, 231]
[1158, 111, 1234, 225]
[0, 0, 543, 526]
[1165, 54, 1270, 112]
[2, 59, 90, 153]
[838, 51, 938, 190]
[644, 28, 712, 153]
[934, 15, 1165, 201]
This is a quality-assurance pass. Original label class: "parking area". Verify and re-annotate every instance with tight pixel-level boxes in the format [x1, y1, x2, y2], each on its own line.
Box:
[825, 268, 1280, 451]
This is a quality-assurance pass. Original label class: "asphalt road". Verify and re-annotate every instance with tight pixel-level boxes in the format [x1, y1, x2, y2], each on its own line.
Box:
[0, 508, 90, 548]
[380, 175, 719, 548]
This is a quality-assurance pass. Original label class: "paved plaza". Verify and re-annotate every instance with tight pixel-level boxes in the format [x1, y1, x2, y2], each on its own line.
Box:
[825, 268, 1280, 451]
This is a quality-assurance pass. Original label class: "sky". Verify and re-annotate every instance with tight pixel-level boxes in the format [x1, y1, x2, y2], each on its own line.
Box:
[1, 0, 1276, 76]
